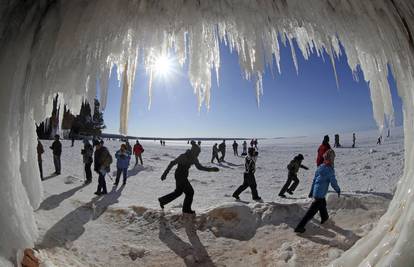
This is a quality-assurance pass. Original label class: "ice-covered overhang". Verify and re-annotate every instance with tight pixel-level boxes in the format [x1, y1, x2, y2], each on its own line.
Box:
[0, 0, 413, 266]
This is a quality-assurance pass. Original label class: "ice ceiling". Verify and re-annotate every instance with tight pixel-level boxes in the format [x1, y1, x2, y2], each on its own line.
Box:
[0, 0, 413, 265]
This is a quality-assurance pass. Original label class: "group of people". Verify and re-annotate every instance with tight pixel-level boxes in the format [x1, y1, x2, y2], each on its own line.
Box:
[211, 139, 255, 163]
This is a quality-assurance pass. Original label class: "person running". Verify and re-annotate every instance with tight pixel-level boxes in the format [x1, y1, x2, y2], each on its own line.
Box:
[50, 134, 62, 175]
[241, 141, 247, 156]
[94, 140, 112, 195]
[211, 143, 220, 163]
[37, 139, 44, 180]
[279, 154, 309, 198]
[133, 140, 144, 166]
[316, 135, 331, 167]
[219, 140, 226, 162]
[158, 143, 219, 214]
[114, 144, 131, 186]
[81, 139, 94, 184]
[352, 133, 356, 148]
[295, 149, 340, 233]
[232, 147, 262, 201]
[232, 140, 239, 156]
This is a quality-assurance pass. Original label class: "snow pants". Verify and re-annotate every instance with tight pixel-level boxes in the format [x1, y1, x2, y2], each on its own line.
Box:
[159, 176, 194, 213]
[296, 198, 329, 229]
[279, 173, 299, 195]
[233, 173, 260, 199]
[53, 154, 61, 174]
[115, 168, 128, 185]
[219, 152, 226, 162]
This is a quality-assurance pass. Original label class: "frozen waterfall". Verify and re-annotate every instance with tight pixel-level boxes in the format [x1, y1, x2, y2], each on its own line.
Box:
[0, 0, 413, 265]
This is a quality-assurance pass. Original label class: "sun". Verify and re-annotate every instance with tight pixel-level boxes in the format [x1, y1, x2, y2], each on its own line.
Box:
[151, 54, 173, 78]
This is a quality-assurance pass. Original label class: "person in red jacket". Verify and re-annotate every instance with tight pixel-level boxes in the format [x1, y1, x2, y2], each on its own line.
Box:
[316, 135, 331, 166]
[133, 140, 144, 166]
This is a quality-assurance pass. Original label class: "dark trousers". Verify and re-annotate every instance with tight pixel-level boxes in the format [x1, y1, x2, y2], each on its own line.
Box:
[233, 148, 238, 156]
[84, 162, 92, 181]
[38, 160, 43, 180]
[115, 168, 128, 185]
[219, 152, 225, 162]
[53, 155, 61, 174]
[233, 173, 259, 199]
[96, 171, 108, 194]
[135, 154, 143, 165]
[211, 154, 219, 163]
[279, 173, 299, 195]
[296, 198, 329, 229]
[159, 176, 194, 212]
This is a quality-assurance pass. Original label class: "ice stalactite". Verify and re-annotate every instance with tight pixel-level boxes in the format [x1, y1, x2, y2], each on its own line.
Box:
[0, 0, 413, 265]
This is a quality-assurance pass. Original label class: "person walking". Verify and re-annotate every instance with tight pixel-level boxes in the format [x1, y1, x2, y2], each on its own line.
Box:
[316, 135, 331, 167]
[37, 139, 44, 180]
[158, 143, 219, 214]
[232, 147, 262, 201]
[81, 139, 94, 184]
[114, 144, 131, 186]
[295, 149, 340, 233]
[211, 143, 220, 163]
[94, 140, 112, 195]
[232, 140, 239, 156]
[241, 141, 247, 156]
[219, 140, 226, 162]
[279, 154, 309, 198]
[352, 133, 356, 148]
[133, 140, 144, 166]
[50, 134, 62, 175]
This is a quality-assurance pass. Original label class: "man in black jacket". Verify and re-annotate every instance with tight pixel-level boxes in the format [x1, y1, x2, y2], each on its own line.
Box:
[158, 143, 219, 214]
[50, 134, 62, 175]
[94, 140, 112, 195]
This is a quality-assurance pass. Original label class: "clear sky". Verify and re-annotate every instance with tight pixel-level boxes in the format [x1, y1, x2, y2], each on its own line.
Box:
[101, 39, 402, 138]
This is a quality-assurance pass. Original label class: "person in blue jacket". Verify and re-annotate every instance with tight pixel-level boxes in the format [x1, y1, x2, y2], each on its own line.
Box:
[295, 149, 341, 233]
[114, 144, 131, 186]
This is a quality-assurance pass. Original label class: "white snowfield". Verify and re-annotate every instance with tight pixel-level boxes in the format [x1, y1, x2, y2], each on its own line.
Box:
[34, 130, 402, 266]
[0, 0, 414, 266]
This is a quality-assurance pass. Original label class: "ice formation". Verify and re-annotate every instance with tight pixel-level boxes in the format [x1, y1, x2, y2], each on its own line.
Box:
[0, 0, 413, 265]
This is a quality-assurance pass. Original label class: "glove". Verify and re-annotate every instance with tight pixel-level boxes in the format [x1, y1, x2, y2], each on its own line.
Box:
[210, 167, 219, 172]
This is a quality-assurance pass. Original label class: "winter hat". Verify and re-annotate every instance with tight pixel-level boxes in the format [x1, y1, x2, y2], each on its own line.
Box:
[190, 143, 201, 156]
[323, 149, 335, 166]
[296, 154, 304, 160]
[323, 135, 329, 143]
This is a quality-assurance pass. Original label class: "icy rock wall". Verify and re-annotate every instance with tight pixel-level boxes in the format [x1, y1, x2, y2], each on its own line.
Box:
[0, 0, 413, 265]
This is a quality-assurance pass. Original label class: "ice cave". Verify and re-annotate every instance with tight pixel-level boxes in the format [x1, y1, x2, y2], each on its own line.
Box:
[0, 0, 413, 266]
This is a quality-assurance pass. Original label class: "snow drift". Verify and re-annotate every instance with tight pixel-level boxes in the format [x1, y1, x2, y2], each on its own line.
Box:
[0, 0, 413, 265]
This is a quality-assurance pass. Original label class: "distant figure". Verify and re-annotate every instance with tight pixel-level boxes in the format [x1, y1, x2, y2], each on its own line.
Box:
[114, 144, 131, 186]
[211, 143, 220, 163]
[94, 140, 112, 195]
[125, 140, 132, 153]
[316, 135, 331, 167]
[163, 140, 166, 146]
[187, 140, 190, 144]
[377, 136, 382, 145]
[219, 140, 226, 162]
[334, 134, 341, 148]
[81, 139, 94, 184]
[279, 154, 308, 198]
[387, 129, 390, 138]
[250, 139, 254, 148]
[133, 140, 144, 166]
[232, 147, 262, 201]
[158, 143, 219, 214]
[160, 140, 163, 146]
[241, 141, 247, 156]
[232, 140, 239, 156]
[50, 134, 62, 175]
[197, 140, 202, 146]
[253, 139, 258, 149]
[295, 149, 340, 233]
[352, 133, 356, 148]
[37, 140, 44, 180]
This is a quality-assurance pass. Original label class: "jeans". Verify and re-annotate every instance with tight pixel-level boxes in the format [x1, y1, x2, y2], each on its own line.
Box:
[115, 168, 128, 185]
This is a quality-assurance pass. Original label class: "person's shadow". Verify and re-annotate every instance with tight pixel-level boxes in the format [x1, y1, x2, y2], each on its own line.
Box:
[159, 216, 215, 266]
[38, 184, 86, 210]
[38, 185, 125, 249]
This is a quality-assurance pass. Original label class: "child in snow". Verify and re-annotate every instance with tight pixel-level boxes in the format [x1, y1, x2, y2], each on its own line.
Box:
[279, 154, 309, 198]
[158, 143, 219, 214]
[232, 147, 262, 201]
[295, 149, 340, 233]
[114, 144, 131, 186]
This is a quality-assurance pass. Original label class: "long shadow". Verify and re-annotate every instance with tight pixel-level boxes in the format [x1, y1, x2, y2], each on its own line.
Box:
[38, 184, 86, 211]
[42, 173, 59, 181]
[224, 161, 243, 167]
[38, 185, 125, 249]
[159, 216, 215, 266]
[212, 162, 233, 169]
[111, 165, 152, 178]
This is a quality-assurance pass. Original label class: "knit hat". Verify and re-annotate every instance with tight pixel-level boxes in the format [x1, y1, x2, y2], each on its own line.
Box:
[323, 149, 335, 166]
[296, 154, 304, 160]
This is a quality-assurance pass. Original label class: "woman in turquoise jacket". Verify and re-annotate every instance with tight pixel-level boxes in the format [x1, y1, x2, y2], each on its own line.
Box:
[295, 149, 341, 233]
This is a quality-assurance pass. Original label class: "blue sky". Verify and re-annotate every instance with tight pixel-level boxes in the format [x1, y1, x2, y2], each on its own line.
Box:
[101, 39, 402, 138]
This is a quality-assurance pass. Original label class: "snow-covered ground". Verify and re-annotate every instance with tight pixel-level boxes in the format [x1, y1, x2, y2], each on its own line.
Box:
[34, 128, 403, 266]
